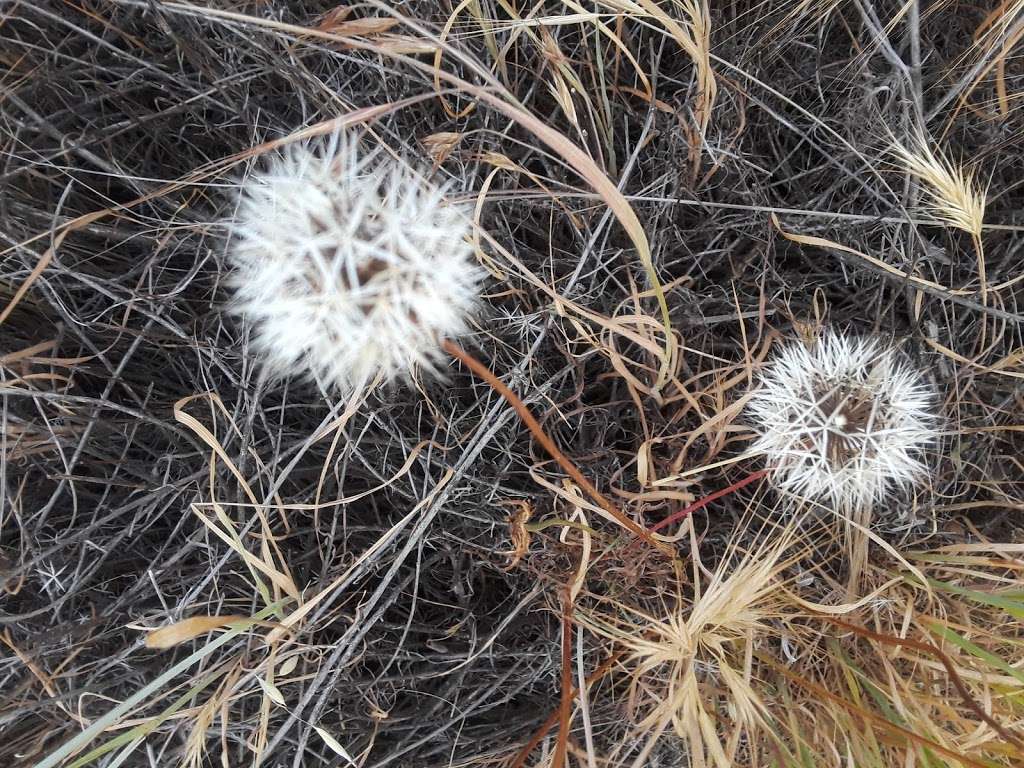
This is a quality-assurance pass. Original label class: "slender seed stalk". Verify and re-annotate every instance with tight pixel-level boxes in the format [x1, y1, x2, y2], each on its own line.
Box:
[443, 339, 673, 557]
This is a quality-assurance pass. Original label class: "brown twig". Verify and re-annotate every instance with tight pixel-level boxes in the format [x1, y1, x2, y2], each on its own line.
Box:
[443, 340, 673, 557]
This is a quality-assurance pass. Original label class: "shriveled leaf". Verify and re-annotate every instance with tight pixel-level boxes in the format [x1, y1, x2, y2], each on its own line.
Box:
[145, 615, 246, 650]
[480, 151, 520, 172]
[278, 655, 298, 676]
[421, 131, 463, 165]
[256, 677, 285, 707]
[317, 15, 398, 37]
[314, 727, 356, 765]
[315, 6, 351, 27]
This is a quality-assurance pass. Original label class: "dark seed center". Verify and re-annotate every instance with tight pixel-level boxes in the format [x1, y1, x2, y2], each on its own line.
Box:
[810, 380, 887, 466]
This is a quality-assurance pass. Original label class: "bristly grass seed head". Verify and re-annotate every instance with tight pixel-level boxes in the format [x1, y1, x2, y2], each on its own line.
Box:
[576, 531, 799, 766]
[227, 130, 481, 393]
[891, 132, 986, 237]
[747, 330, 939, 512]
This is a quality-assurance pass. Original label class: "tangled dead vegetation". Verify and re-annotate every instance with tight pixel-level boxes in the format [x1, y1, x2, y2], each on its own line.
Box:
[1, 1, 1022, 767]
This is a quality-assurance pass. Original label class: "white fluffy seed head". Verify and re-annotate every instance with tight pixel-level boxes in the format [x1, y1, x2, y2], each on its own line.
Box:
[746, 331, 939, 512]
[227, 130, 481, 393]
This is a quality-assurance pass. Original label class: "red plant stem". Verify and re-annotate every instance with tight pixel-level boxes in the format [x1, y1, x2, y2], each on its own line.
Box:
[650, 469, 768, 532]
[444, 340, 673, 557]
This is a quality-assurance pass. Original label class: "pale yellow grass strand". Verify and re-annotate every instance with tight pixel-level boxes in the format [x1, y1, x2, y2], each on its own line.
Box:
[891, 133, 988, 299]
[577, 532, 795, 763]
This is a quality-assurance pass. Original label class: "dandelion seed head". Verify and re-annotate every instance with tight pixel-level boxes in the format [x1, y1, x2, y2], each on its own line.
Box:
[227, 130, 481, 393]
[747, 331, 939, 511]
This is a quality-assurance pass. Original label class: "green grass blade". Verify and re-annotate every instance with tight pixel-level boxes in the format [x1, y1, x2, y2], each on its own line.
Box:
[926, 620, 1024, 687]
[33, 599, 290, 768]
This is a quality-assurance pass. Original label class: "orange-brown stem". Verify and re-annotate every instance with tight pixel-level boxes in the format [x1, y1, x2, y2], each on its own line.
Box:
[508, 650, 623, 768]
[552, 589, 574, 768]
[443, 340, 671, 556]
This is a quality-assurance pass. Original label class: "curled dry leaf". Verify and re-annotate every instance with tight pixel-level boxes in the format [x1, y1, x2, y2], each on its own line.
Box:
[502, 499, 533, 571]
[315, 11, 398, 38]
[422, 131, 463, 166]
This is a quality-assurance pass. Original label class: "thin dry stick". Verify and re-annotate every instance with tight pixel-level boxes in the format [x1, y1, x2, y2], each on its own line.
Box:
[443, 340, 673, 557]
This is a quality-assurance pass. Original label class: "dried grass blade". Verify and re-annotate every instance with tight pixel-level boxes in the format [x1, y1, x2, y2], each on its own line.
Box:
[145, 616, 248, 650]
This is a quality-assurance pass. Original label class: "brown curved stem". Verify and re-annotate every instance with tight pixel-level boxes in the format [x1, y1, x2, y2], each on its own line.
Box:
[824, 617, 1023, 750]
[443, 340, 672, 557]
